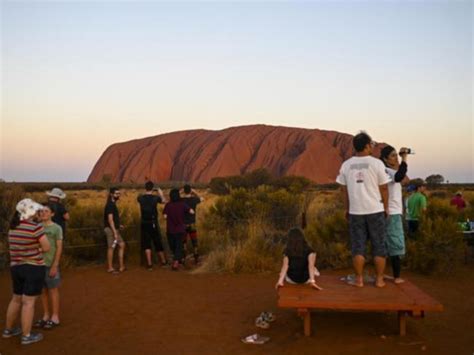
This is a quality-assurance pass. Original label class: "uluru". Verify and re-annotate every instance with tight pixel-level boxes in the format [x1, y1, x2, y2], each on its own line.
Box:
[87, 125, 382, 184]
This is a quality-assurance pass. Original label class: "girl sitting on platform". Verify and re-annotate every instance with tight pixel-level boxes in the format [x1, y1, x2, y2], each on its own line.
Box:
[275, 227, 322, 290]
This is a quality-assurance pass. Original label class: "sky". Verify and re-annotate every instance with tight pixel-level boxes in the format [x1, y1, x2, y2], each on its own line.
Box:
[1, 0, 472, 182]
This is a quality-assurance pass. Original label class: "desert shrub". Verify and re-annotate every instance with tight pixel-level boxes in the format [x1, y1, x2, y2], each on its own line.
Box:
[197, 186, 302, 273]
[195, 221, 284, 273]
[205, 187, 303, 231]
[209, 169, 312, 195]
[405, 198, 466, 274]
[304, 207, 352, 269]
[273, 175, 312, 193]
[429, 191, 447, 199]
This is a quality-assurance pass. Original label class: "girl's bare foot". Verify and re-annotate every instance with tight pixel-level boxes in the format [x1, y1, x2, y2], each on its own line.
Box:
[394, 278, 405, 284]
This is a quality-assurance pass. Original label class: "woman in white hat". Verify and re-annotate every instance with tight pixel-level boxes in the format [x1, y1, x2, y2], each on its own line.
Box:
[2, 199, 51, 345]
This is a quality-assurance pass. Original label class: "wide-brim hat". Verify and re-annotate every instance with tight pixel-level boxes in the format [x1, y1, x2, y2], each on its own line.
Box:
[16, 198, 44, 220]
[46, 187, 66, 199]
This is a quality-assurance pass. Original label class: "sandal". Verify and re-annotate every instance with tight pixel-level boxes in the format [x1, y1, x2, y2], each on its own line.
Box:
[241, 334, 269, 345]
[43, 320, 60, 330]
[33, 319, 47, 328]
[255, 316, 270, 329]
[260, 312, 276, 323]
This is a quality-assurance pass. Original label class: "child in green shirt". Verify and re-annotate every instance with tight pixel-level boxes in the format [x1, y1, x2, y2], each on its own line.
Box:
[34, 203, 63, 330]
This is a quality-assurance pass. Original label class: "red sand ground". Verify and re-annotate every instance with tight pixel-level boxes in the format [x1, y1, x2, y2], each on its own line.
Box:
[1, 265, 473, 355]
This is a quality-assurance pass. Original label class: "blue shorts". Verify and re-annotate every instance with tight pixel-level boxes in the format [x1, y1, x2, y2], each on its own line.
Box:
[386, 214, 405, 256]
[44, 267, 61, 289]
[349, 212, 387, 258]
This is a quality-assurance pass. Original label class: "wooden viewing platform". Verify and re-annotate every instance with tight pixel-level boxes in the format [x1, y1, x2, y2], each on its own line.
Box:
[277, 275, 443, 337]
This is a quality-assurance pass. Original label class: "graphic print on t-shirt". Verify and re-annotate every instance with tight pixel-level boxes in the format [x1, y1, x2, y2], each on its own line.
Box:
[350, 163, 369, 184]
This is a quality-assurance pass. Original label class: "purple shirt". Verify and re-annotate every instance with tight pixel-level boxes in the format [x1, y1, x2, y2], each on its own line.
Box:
[163, 201, 190, 234]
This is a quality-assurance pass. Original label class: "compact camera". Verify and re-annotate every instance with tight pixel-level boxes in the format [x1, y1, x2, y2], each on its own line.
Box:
[399, 148, 415, 155]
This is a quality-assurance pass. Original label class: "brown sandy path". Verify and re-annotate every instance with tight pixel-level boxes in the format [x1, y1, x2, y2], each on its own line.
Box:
[1, 265, 473, 355]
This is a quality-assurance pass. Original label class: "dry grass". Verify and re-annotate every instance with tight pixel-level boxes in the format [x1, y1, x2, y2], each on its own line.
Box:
[2, 184, 471, 273]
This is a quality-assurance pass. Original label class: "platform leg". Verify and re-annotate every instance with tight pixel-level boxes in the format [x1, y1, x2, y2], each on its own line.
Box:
[398, 311, 407, 336]
[298, 308, 311, 336]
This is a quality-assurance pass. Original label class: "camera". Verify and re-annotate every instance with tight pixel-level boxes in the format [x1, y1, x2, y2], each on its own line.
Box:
[399, 148, 415, 156]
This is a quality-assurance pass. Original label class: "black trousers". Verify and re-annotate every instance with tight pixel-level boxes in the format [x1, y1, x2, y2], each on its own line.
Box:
[408, 220, 419, 234]
[167, 233, 185, 262]
[390, 255, 401, 278]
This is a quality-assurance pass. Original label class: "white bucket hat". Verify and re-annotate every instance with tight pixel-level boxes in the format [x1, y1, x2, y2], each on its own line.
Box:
[16, 198, 44, 220]
[46, 187, 66, 199]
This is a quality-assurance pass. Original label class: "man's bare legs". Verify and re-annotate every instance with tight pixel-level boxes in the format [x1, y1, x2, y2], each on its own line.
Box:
[118, 242, 125, 272]
[157, 251, 166, 264]
[145, 249, 153, 267]
[374, 256, 386, 288]
[352, 255, 365, 287]
[107, 247, 114, 272]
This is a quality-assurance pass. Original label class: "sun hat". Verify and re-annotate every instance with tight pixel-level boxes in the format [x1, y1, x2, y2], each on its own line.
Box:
[46, 187, 66, 199]
[455, 191, 463, 196]
[16, 198, 44, 220]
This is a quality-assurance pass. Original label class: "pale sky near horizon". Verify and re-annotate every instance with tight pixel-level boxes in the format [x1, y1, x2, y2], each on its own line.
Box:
[1, 0, 472, 182]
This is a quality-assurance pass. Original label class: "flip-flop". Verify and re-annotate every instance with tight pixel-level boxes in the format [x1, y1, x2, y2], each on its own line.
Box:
[241, 334, 269, 345]
[255, 316, 270, 329]
[33, 319, 47, 328]
[44, 320, 60, 330]
[260, 312, 276, 323]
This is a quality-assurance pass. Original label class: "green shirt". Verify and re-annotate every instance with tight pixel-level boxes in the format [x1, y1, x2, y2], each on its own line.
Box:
[42, 223, 63, 267]
[407, 192, 427, 221]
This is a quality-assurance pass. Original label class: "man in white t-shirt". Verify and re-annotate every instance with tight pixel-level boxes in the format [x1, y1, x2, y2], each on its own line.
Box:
[336, 132, 390, 288]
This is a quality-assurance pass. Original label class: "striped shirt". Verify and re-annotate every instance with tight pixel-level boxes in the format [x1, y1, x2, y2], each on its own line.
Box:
[8, 221, 46, 266]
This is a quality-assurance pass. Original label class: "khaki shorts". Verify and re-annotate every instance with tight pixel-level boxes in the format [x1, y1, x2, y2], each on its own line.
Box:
[104, 227, 124, 248]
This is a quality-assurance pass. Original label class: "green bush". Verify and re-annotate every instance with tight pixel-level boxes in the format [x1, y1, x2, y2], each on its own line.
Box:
[204, 186, 303, 231]
[304, 206, 352, 269]
[405, 198, 466, 274]
[209, 169, 312, 195]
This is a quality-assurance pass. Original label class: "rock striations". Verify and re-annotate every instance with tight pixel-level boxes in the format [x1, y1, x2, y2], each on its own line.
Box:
[87, 125, 383, 184]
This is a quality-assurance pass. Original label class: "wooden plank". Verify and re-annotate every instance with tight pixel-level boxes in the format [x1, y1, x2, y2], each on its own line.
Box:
[298, 308, 311, 336]
[398, 311, 407, 336]
[397, 281, 444, 312]
[277, 276, 443, 313]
